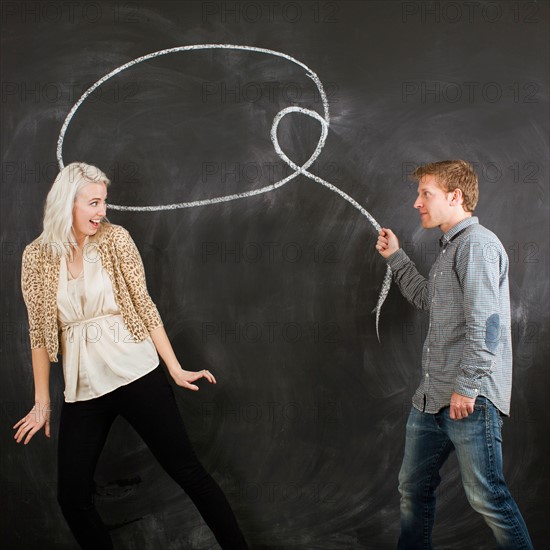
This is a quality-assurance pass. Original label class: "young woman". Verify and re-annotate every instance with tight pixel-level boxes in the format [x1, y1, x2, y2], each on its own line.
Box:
[13, 162, 248, 549]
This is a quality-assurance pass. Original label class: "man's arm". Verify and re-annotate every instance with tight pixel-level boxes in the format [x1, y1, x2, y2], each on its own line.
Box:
[376, 228, 430, 311]
[450, 235, 504, 417]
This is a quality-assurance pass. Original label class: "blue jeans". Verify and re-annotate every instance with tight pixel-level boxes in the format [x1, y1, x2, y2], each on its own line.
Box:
[397, 397, 533, 549]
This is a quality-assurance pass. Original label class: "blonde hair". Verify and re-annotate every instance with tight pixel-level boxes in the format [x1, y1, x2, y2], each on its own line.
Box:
[412, 160, 479, 212]
[39, 162, 110, 258]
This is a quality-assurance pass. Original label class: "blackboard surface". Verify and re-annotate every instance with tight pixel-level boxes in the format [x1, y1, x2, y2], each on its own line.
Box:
[1, 1, 548, 548]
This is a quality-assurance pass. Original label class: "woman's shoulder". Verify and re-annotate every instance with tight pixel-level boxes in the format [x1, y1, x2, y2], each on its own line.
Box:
[98, 222, 132, 241]
[23, 236, 43, 254]
[21, 236, 60, 276]
[97, 223, 136, 253]
[22, 235, 50, 262]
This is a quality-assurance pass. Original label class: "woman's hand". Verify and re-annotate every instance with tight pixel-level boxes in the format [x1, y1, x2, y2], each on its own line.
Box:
[13, 403, 51, 445]
[148, 327, 217, 390]
[170, 368, 217, 391]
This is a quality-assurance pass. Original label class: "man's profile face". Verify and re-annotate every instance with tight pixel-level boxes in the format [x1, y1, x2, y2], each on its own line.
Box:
[413, 175, 456, 230]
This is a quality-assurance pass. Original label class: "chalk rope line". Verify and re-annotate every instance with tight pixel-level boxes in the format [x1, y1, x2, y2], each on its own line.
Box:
[57, 44, 392, 339]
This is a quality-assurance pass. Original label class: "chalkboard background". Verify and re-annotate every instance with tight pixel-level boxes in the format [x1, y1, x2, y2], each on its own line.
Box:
[1, 1, 548, 548]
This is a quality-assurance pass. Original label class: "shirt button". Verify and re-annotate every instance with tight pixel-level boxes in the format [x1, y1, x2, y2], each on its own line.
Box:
[425, 373, 430, 378]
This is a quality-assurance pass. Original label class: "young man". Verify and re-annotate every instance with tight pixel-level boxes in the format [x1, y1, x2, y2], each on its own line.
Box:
[376, 160, 533, 549]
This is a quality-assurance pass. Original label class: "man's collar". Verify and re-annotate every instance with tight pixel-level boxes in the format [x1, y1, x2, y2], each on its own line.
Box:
[440, 216, 478, 247]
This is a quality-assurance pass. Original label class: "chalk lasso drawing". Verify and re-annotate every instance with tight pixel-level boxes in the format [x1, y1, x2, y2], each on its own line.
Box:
[56, 44, 393, 340]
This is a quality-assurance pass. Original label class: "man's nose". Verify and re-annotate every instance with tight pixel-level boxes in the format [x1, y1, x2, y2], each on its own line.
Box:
[413, 197, 422, 209]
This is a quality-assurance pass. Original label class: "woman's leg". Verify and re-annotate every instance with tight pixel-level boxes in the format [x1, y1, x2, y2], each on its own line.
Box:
[118, 366, 249, 549]
[57, 397, 117, 549]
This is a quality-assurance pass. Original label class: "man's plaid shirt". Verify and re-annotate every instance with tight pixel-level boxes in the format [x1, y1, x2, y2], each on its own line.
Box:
[387, 217, 513, 415]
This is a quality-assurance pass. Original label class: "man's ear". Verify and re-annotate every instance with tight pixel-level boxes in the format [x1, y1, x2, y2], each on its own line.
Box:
[449, 188, 464, 206]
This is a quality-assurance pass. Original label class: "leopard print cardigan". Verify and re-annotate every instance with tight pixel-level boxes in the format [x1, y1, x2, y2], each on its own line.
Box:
[21, 223, 163, 362]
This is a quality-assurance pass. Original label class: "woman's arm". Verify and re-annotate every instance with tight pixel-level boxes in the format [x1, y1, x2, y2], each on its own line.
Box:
[149, 326, 216, 391]
[15, 245, 52, 444]
[13, 347, 51, 444]
[114, 226, 164, 333]
[112, 227, 216, 391]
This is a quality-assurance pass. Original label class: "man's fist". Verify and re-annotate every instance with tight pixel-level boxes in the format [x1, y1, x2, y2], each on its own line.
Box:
[376, 228, 400, 259]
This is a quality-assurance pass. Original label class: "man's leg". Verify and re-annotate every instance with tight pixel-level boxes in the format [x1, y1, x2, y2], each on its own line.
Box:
[445, 396, 533, 550]
[398, 407, 454, 550]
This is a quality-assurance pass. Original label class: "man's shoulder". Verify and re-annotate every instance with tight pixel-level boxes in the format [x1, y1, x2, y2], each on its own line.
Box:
[461, 221, 504, 248]
[455, 221, 508, 268]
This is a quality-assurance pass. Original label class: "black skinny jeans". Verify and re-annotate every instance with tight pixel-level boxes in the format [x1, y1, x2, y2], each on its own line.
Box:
[57, 365, 248, 549]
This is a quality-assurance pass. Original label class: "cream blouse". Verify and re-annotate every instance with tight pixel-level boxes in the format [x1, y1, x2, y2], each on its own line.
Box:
[57, 253, 159, 403]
